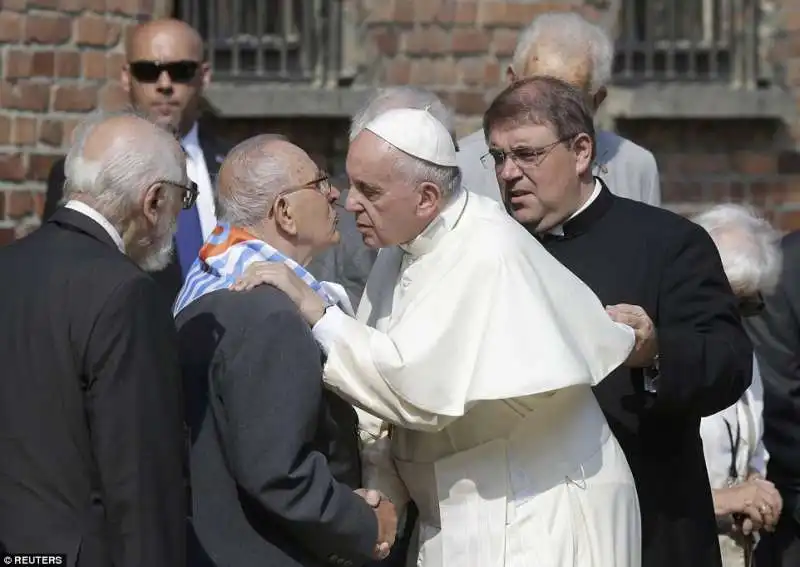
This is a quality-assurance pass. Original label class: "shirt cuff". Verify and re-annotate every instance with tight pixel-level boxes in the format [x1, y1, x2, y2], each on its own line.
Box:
[311, 305, 349, 355]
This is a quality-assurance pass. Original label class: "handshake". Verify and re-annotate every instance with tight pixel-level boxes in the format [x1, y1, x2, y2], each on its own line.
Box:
[355, 488, 398, 561]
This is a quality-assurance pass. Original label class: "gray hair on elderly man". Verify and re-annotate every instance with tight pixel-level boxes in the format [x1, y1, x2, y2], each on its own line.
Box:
[693, 204, 783, 312]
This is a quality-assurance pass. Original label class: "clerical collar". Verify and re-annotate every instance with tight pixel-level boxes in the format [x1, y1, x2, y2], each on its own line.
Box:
[546, 177, 614, 240]
[400, 188, 469, 258]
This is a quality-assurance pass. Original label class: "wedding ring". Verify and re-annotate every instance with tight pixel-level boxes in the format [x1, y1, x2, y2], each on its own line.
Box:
[760, 504, 770, 514]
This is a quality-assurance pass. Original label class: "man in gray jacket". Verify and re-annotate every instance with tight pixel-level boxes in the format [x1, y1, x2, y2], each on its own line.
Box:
[458, 11, 661, 206]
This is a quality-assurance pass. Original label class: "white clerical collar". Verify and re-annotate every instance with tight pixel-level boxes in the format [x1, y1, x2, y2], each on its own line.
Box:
[549, 179, 602, 237]
[181, 121, 201, 154]
[400, 188, 469, 258]
[64, 200, 125, 252]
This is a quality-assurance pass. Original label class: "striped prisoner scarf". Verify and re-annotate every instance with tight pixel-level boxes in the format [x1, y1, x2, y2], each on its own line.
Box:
[172, 222, 334, 316]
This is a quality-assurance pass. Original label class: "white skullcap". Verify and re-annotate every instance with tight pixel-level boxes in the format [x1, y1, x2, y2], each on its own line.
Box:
[364, 108, 457, 167]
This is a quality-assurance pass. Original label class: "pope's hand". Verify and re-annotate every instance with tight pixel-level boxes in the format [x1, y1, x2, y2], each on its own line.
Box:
[606, 303, 658, 368]
[230, 262, 327, 325]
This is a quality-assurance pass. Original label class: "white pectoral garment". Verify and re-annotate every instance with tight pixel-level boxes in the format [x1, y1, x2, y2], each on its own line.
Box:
[313, 190, 641, 567]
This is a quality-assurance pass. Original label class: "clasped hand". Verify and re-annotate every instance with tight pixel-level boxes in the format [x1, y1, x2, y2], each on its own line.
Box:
[606, 303, 658, 368]
[717, 476, 783, 537]
[355, 489, 398, 560]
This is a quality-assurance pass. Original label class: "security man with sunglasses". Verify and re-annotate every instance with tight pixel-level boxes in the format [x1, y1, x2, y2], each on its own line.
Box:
[44, 18, 230, 303]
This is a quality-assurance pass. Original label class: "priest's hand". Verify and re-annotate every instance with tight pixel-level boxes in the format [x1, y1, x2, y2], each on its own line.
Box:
[230, 262, 327, 325]
[355, 489, 397, 560]
[606, 303, 658, 368]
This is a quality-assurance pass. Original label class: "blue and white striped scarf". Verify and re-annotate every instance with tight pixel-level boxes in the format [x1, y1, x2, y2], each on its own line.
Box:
[172, 222, 334, 316]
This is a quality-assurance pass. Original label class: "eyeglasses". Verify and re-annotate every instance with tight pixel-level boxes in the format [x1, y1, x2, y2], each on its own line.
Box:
[278, 172, 333, 199]
[154, 179, 199, 210]
[481, 135, 576, 171]
[128, 60, 200, 84]
[738, 293, 765, 318]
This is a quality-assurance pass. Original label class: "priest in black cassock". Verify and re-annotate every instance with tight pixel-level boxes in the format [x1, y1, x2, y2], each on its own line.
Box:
[482, 75, 753, 567]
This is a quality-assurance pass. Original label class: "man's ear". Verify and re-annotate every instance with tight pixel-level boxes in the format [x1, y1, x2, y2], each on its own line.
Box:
[592, 87, 608, 112]
[417, 181, 443, 218]
[274, 197, 298, 236]
[142, 181, 163, 226]
[573, 133, 594, 176]
[200, 61, 211, 91]
[121, 63, 132, 94]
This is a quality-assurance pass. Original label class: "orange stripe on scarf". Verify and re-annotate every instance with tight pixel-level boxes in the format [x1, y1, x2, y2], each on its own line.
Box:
[198, 225, 259, 262]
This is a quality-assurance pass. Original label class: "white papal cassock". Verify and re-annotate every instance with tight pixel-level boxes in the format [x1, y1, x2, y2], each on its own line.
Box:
[312, 185, 641, 565]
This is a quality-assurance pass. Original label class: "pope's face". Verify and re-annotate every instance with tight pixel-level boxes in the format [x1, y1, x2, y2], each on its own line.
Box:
[488, 122, 590, 233]
[344, 132, 430, 249]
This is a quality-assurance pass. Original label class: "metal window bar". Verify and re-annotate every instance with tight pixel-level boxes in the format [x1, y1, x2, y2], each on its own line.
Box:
[613, 0, 765, 88]
[175, 0, 342, 84]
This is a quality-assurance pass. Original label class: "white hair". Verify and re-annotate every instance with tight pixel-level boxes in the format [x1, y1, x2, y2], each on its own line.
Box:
[692, 204, 783, 297]
[350, 86, 457, 146]
[215, 134, 291, 228]
[512, 12, 614, 93]
[64, 109, 185, 223]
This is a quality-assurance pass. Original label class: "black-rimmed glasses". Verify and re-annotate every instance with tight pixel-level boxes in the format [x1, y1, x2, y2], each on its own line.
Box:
[481, 135, 576, 171]
[155, 179, 198, 210]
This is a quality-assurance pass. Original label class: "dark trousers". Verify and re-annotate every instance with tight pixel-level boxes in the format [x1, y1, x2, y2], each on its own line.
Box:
[755, 488, 800, 567]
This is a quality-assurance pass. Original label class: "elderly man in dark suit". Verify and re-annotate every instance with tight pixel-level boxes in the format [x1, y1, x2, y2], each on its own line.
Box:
[174, 135, 396, 567]
[484, 76, 752, 567]
[0, 110, 189, 565]
[44, 18, 229, 303]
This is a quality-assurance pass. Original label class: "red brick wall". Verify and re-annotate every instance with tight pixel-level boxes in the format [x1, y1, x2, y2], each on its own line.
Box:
[0, 0, 150, 243]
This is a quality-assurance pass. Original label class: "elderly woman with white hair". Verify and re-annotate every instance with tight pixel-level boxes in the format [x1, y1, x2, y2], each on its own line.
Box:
[693, 204, 785, 567]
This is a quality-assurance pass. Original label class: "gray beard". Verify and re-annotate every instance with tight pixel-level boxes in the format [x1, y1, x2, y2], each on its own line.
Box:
[137, 219, 177, 273]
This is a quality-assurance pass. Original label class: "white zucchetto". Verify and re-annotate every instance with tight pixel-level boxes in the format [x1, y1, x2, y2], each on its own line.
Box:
[364, 108, 458, 167]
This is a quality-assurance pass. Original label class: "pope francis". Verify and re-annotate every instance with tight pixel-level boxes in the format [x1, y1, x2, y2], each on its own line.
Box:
[232, 108, 642, 567]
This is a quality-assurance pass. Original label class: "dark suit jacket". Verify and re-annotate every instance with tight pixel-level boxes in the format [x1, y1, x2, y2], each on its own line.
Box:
[0, 208, 186, 567]
[176, 286, 378, 567]
[746, 231, 800, 492]
[541, 182, 752, 567]
[43, 124, 230, 304]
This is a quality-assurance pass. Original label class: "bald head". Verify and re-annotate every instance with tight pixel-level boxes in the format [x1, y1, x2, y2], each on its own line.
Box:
[216, 135, 320, 228]
[121, 19, 208, 137]
[64, 109, 186, 222]
[511, 12, 613, 94]
[127, 18, 204, 62]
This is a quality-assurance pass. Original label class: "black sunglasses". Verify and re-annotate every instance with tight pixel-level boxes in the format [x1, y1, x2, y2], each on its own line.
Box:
[154, 179, 199, 210]
[129, 60, 200, 84]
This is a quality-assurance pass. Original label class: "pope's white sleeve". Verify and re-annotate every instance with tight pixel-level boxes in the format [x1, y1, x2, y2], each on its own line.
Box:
[313, 306, 458, 432]
[356, 409, 410, 517]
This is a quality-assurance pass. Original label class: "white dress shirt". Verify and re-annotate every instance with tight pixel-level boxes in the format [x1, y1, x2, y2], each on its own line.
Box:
[700, 355, 768, 488]
[64, 200, 124, 252]
[181, 123, 216, 239]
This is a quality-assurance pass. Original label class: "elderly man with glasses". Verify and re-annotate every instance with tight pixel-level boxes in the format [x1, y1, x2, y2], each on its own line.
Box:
[0, 109, 189, 566]
[44, 18, 230, 303]
[173, 135, 397, 567]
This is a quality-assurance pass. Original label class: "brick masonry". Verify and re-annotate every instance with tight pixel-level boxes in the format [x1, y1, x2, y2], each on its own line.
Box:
[1, 0, 800, 243]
